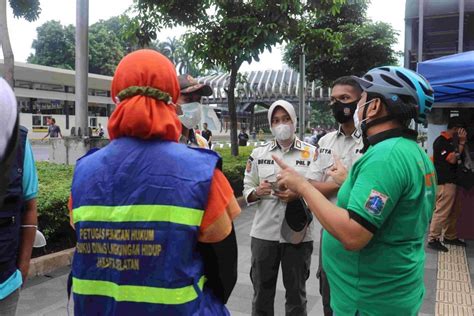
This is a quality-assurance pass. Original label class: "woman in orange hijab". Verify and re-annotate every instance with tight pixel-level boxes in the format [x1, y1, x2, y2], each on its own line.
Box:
[69, 50, 240, 316]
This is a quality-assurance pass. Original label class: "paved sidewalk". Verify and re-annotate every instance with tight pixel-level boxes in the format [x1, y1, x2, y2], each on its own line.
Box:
[16, 205, 472, 315]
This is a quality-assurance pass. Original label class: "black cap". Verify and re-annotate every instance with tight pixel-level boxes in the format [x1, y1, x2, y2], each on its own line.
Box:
[281, 199, 313, 244]
[178, 74, 213, 96]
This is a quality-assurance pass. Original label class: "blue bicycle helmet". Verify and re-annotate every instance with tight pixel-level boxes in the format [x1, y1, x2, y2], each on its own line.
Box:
[352, 66, 434, 124]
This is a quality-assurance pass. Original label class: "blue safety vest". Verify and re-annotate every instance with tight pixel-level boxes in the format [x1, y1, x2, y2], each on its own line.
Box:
[71, 137, 229, 315]
[0, 126, 27, 284]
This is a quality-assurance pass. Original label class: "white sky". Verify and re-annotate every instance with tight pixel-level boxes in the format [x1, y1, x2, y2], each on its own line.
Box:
[2, 0, 406, 71]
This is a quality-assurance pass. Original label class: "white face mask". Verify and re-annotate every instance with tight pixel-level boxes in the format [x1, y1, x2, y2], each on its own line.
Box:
[178, 102, 202, 129]
[271, 123, 294, 141]
[353, 99, 372, 129]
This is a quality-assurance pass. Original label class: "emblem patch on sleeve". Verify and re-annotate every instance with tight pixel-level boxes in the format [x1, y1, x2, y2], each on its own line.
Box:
[246, 156, 254, 173]
[364, 190, 388, 216]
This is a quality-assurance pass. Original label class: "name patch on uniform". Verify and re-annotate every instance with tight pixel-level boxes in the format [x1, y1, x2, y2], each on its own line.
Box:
[296, 160, 311, 166]
[364, 190, 388, 216]
[258, 159, 274, 165]
[320, 148, 332, 155]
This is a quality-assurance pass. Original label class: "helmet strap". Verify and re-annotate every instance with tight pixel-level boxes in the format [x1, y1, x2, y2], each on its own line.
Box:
[360, 115, 395, 153]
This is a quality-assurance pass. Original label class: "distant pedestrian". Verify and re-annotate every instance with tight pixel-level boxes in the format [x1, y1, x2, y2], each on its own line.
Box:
[238, 128, 249, 146]
[201, 122, 213, 149]
[42, 118, 62, 140]
[251, 129, 256, 140]
[97, 123, 104, 138]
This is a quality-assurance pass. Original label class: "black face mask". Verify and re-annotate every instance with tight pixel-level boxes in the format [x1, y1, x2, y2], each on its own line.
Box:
[331, 100, 358, 124]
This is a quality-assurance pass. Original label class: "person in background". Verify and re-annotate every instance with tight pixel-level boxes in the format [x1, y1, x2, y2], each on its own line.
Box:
[201, 122, 213, 149]
[176, 75, 213, 149]
[195, 125, 201, 135]
[306, 76, 364, 316]
[98, 123, 105, 138]
[238, 127, 249, 146]
[258, 128, 265, 141]
[42, 118, 62, 140]
[69, 49, 240, 315]
[243, 100, 316, 316]
[273, 66, 436, 316]
[428, 116, 468, 252]
[251, 128, 257, 140]
[0, 78, 39, 316]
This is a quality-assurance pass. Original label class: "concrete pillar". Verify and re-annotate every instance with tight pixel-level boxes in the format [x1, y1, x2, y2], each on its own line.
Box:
[298, 49, 305, 140]
[418, 0, 424, 62]
[75, 0, 89, 137]
[404, 18, 413, 68]
[459, 0, 465, 53]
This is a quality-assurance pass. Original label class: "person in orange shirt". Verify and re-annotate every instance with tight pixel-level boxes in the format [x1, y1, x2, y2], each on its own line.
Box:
[428, 116, 468, 252]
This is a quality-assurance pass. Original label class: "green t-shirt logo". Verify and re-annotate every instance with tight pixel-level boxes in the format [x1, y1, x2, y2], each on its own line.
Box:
[364, 189, 388, 216]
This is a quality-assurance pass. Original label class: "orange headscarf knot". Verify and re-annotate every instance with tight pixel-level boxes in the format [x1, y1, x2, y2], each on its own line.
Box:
[108, 49, 182, 141]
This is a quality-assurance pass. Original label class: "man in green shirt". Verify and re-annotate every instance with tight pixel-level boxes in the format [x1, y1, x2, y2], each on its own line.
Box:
[272, 66, 436, 316]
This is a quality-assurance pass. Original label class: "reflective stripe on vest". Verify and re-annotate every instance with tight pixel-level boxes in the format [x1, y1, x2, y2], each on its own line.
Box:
[73, 204, 203, 226]
[70, 139, 224, 314]
[73, 276, 206, 305]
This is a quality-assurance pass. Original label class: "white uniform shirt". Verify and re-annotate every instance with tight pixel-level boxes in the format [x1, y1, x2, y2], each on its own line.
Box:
[306, 127, 364, 204]
[243, 138, 317, 242]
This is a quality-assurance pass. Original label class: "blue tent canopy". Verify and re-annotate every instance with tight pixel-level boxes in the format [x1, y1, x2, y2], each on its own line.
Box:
[417, 51, 474, 104]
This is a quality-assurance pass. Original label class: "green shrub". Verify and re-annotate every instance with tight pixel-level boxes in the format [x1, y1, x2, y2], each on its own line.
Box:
[35, 147, 254, 240]
[216, 146, 254, 196]
[36, 162, 74, 240]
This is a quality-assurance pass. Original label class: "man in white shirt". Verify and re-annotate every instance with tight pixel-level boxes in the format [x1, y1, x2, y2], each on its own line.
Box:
[243, 100, 317, 316]
[306, 76, 364, 316]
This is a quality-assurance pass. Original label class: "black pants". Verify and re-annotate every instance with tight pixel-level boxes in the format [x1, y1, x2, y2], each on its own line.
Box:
[317, 229, 333, 316]
[250, 237, 313, 316]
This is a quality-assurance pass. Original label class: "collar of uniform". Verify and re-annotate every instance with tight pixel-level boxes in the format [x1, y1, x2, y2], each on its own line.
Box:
[270, 137, 301, 151]
[367, 127, 418, 147]
[337, 125, 362, 143]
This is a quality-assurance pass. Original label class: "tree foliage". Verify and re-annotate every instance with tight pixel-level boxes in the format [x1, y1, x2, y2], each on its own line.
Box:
[310, 101, 336, 128]
[27, 17, 202, 77]
[283, 0, 400, 87]
[154, 36, 201, 77]
[1, 0, 41, 86]
[27, 16, 137, 76]
[89, 22, 125, 75]
[8, 0, 40, 21]
[27, 20, 75, 70]
[133, 0, 344, 156]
